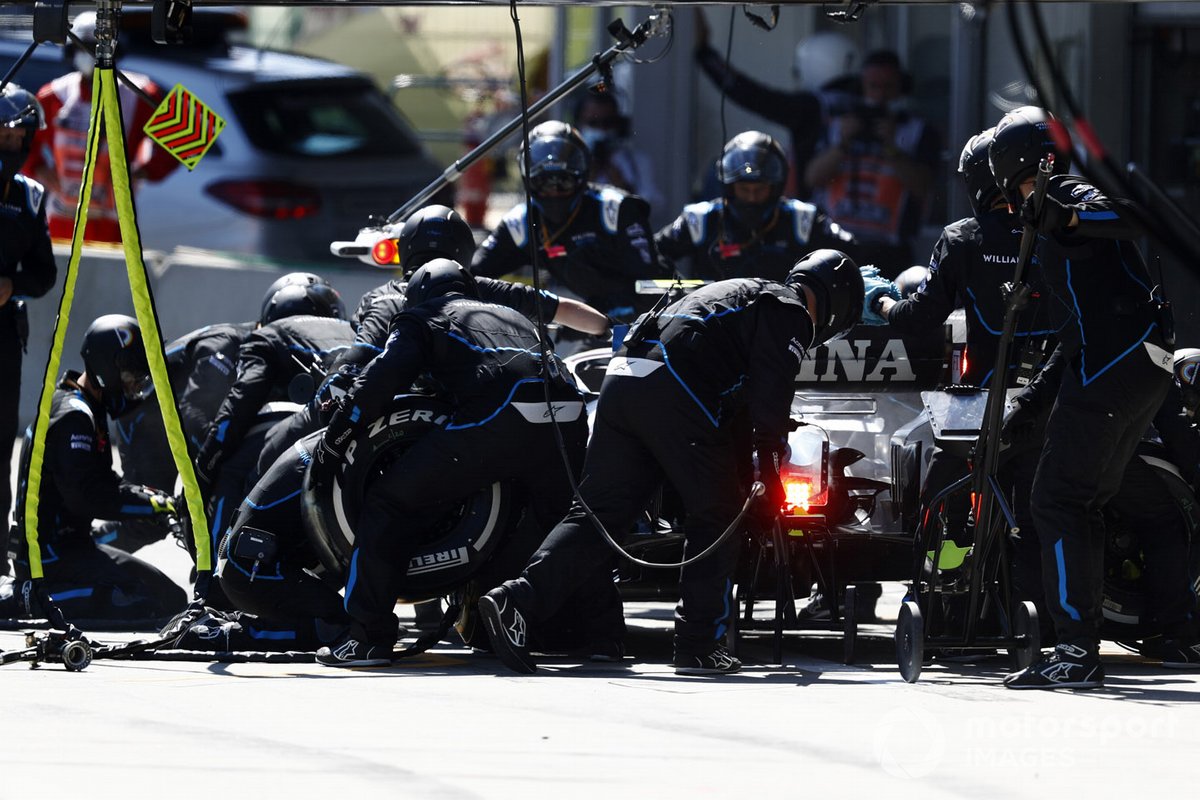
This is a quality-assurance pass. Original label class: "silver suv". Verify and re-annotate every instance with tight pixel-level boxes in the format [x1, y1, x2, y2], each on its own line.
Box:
[0, 10, 446, 264]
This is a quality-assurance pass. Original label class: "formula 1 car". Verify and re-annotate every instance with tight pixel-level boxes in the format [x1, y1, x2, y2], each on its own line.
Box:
[230, 302, 1197, 664]
[286, 314, 951, 660]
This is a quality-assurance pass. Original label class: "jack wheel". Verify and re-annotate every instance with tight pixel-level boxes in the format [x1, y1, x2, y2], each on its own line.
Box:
[1010, 601, 1040, 671]
[896, 600, 924, 683]
[725, 582, 741, 657]
[843, 586, 858, 665]
[61, 640, 92, 672]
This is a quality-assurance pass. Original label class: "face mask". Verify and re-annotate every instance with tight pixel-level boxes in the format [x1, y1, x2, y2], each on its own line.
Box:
[0, 151, 21, 182]
[0, 133, 30, 182]
[727, 193, 775, 230]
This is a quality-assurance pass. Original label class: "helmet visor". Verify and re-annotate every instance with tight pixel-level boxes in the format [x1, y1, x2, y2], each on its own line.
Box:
[119, 368, 154, 403]
[530, 170, 584, 197]
[719, 147, 785, 185]
[525, 136, 588, 182]
[113, 345, 153, 403]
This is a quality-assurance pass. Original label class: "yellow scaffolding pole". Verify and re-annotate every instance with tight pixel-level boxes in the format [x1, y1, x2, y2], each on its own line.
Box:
[22, 65, 212, 597]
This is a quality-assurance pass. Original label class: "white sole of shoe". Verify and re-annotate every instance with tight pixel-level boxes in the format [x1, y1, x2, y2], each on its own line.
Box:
[316, 657, 393, 668]
[1004, 677, 1103, 690]
[674, 666, 741, 676]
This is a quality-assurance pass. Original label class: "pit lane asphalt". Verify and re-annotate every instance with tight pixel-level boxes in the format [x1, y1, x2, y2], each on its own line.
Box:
[3, 539, 1199, 800]
[6, 457, 1200, 799]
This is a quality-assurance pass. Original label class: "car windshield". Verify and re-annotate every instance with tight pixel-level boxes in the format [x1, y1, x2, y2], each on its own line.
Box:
[229, 79, 422, 158]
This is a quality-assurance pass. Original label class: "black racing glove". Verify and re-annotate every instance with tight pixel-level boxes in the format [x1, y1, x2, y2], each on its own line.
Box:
[753, 436, 788, 529]
[193, 452, 219, 500]
[314, 365, 360, 425]
[1020, 194, 1075, 234]
[315, 409, 355, 468]
[1000, 397, 1039, 445]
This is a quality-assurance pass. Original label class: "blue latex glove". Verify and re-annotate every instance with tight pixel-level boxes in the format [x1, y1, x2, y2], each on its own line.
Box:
[861, 276, 900, 326]
[859, 264, 882, 280]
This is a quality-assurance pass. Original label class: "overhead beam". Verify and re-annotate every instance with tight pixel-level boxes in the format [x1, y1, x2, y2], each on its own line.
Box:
[0, 0, 1159, 8]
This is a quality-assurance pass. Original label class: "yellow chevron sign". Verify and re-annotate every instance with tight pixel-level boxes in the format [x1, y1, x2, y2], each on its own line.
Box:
[142, 84, 225, 170]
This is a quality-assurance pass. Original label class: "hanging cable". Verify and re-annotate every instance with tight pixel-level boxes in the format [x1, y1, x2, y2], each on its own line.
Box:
[1004, 0, 1200, 271]
[719, 7, 735, 155]
[1025, 0, 1200, 268]
[713, 7, 737, 275]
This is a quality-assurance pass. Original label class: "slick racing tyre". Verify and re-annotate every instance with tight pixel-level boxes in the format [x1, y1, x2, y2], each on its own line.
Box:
[1101, 447, 1200, 640]
[302, 394, 512, 601]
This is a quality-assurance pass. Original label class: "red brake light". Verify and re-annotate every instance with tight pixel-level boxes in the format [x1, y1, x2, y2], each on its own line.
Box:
[783, 476, 827, 513]
[204, 180, 321, 220]
[372, 238, 400, 266]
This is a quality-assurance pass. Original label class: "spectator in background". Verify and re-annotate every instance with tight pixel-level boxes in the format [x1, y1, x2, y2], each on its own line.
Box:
[694, 11, 861, 200]
[572, 86, 663, 213]
[804, 50, 941, 277]
[23, 11, 178, 244]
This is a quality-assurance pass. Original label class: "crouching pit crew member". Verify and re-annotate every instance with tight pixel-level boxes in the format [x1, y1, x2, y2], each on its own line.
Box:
[312, 259, 594, 667]
[1107, 365, 1200, 668]
[173, 429, 355, 653]
[479, 249, 865, 675]
[2, 316, 186, 625]
[257, 204, 609, 475]
[192, 278, 351, 561]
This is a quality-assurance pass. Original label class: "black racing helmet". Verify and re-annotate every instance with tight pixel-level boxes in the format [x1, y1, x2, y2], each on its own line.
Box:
[959, 127, 1004, 217]
[81, 314, 153, 417]
[259, 273, 341, 325]
[520, 121, 591, 223]
[261, 272, 323, 308]
[785, 249, 864, 344]
[988, 106, 1072, 206]
[260, 283, 344, 325]
[399, 204, 477, 274]
[718, 131, 788, 227]
[0, 82, 45, 182]
[405, 258, 479, 307]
